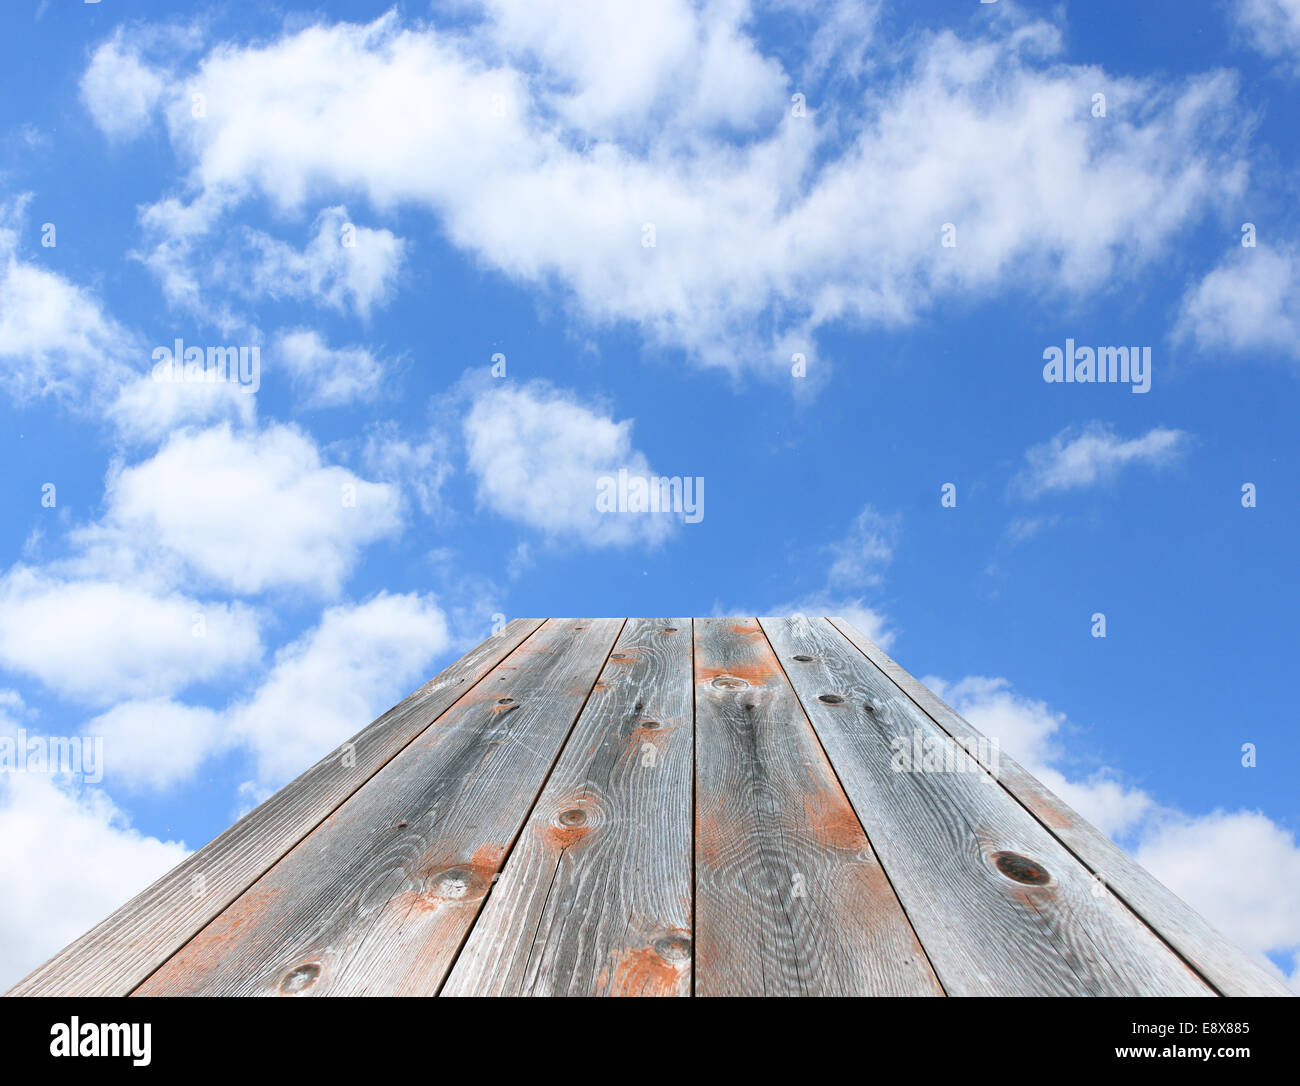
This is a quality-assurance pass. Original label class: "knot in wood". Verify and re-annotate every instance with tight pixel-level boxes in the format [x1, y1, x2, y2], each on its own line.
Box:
[992, 851, 1051, 885]
[653, 935, 692, 962]
[427, 866, 482, 900]
[279, 963, 321, 994]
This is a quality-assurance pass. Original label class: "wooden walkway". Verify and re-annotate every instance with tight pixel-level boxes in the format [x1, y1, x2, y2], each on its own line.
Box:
[10, 618, 1288, 997]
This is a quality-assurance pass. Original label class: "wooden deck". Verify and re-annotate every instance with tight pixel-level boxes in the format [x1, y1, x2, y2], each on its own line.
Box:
[9, 618, 1288, 997]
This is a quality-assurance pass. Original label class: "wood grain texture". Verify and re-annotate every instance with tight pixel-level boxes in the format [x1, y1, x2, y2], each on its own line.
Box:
[132, 619, 623, 996]
[5, 618, 545, 998]
[15, 616, 1282, 999]
[827, 616, 1292, 998]
[443, 617, 694, 996]
[693, 618, 943, 996]
[761, 616, 1213, 997]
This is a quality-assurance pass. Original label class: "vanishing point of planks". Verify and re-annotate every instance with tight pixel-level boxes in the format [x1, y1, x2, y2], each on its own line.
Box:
[8, 618, 1289, 997]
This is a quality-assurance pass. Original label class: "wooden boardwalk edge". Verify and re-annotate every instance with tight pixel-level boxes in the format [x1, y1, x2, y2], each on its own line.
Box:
[6, 618, 546, 997]
[8, 617, 1287, 998]
[825, 616, 1291, 998]
[133, 619, 624, 996]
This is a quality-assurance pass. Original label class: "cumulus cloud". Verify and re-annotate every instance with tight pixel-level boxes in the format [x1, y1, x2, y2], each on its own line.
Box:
[480, 0, 788, 138]
[0, 567, 262, 707]
[86, 699, 225, 792]
[275, 328, 387, 408]
[1233, 0, 1300, 71]
[463, 379, 677, 546]
[0, 689, 24, 728]
[928, 674, 1155, 837]
[0, 196, 138, 409]
[79, 30, 168, 141]
[826, 505, 898, 588]
[360, 422, 452, 518]
[0, 773, 187, 990]
[765, 504, 900, 648]
[1175, 244, 1300, 361]
[241, 208, 405, 318]
[229, 592, 450, 796]
[928, 674, 1300, 988]
[1135, 810, 1300, 983]
[1016, 423, 1188, 498]
[97, 423, 402, 595]
[97, 8, 1247, 373]
[0, 589, 450, 989]
[105, 372, 258, 444]
[55, 592, 450, 799]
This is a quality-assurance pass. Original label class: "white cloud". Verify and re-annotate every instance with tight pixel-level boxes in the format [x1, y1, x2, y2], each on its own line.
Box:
[1003, 514, 1059, 546]
[1136, 810, 1300, 983]
[463, 379, 676, 546]
[928, 674, 1156, 838]
[79, 31, 167, 141]
[134, 190, 236, 320]
[64, 593, 451, 798]
[229, 592, 450, 796]
[0, 773, 187, 990]
[1017, 423, 1188, 498]
[481, 0, 787, 138]
[788, 0, 882, 86]
[99, 422, 402, 595]
[0, 196, 137, 408]
[86, 699, 224, 792]
[826, 505, 897, 587]
[928, 675, 1066, 776]
[788, 595, 894, 649]
[763, 504, 900, 648]
[105, 372, 257, 444]
[275, 328, 386, 407]
[928, 674, 1300, 988]
[1233, 0, 1300, 70]
[242, 207, 405, 318]
[106, 10, 1247, 373]
[360, 422, 452, 518]
[0, 566, 262, 707]
[1175, 245, 1300, 361]
[0, 689, 25, 732]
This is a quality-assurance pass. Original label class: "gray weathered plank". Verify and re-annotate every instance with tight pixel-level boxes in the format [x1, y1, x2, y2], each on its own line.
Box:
[693, 618, 944, 996]
[132, 619, 623, 996]
[442, 617, 693, 996]
[827, 616, 1292, 997]
[760, 617, 1213, 996]
[6, 617, 545, 998]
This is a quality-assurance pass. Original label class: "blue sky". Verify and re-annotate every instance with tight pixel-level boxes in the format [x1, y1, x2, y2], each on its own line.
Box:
[1, 0, 1298, 989]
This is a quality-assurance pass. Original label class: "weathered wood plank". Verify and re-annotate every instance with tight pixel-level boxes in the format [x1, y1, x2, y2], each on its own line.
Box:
[132, 619, 623, 996]
[442, 617, 693, 996]
[827, 616, 1292, 998]
[760, 617, 1213, 996]
[693, 618, 944, 996]
[6, 618, 546, 998]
